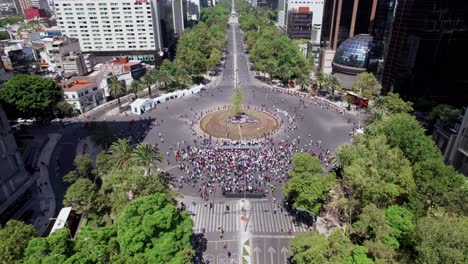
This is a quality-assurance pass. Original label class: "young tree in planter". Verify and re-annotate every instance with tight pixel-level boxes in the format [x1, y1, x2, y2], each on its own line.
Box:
[231, 89, 244, 116]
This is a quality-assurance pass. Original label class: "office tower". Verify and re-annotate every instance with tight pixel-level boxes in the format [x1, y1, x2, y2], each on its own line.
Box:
[278, 0, 324, 43]
[287, 7, 313, 40]
[55, 0, 164, 64]
[381, 0, 468, 105]
[0, 105, 35, 224]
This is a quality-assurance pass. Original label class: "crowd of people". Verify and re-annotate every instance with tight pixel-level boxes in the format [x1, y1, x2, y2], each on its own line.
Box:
[171, 135, 333, 202]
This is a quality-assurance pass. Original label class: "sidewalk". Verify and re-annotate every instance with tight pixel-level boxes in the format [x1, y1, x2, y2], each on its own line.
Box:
[31, 133, 62, 236]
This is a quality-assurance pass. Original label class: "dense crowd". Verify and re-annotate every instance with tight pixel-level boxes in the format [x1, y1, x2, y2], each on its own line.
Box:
[171, 136, 333, 202]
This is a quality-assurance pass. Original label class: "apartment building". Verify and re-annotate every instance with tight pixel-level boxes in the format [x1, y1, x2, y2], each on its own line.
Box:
[54, 0, 184, 64]
[62, 80, 106, 113]
[0, 105, 35, 223]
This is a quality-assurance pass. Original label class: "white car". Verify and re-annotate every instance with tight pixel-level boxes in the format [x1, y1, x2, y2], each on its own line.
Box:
[17, 118, 36, 123]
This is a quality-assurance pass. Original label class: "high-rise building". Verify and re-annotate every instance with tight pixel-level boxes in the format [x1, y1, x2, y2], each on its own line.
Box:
[14, 0, 32, 14]
[0, 105, 35, 224]
[278, 0, 324, 44]
[287, 7, 313, 40]
[381, 0, 468, 105]
[54, 0, 167, 64]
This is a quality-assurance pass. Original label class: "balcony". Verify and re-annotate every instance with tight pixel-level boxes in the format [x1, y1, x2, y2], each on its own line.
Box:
[458, 132, 468, 156]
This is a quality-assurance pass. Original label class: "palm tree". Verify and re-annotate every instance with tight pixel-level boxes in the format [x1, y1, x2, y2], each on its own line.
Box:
[296, 74, 311, 92]
[108, 76, 127, 113]
[141, 71, 155, 98]
[332, 144, 356, 170]
[176, 71, 193, 89]
[108, 138, 134, 170]
[131, 143, 163, 176]
[130, 80, 143, 99]
[315, 72, 327, 96]
[327, 74, 342, 100]
[154, 68, 174, 91]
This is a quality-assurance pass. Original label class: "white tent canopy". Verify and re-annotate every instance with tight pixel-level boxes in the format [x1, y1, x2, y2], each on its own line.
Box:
[130, 98, 154, 115]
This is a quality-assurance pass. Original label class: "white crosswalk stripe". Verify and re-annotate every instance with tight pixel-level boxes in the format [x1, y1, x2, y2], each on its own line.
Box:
[250, 202, 308, 233]
[187, 202, 240, 233]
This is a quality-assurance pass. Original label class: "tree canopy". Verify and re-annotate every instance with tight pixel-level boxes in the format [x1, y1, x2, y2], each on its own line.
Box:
[22, 194, 193, 264]
[283, 154, 336, 216]
[352, 72, 382, 99]
[0, 220, 37, 263]
[0, 74, 63, 119]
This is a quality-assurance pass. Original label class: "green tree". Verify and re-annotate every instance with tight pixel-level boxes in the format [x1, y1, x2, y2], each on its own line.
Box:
[283, 154, 336, 215]
[100, 166, 176, 214]
[352, 72, 382, 99]
[130, 79, 143, 99]
[327, 74, 342, 100]
[442, 185, 468, 216]
[63, 178, 102, 214]
[385, 205, 414, 249]
[290, 153, 324, 177]
[0, 74, 63, 119]
[290, 231, 329, 264]
[74, 154, 94, 181]
[342, 135, 415, 209]
[22, 229, 75, 264]
[231, 89, 244, 115]
[141, 71, 155, 97]
[115, 193, 194, 263]
[414, 214, 468, 264]
[347, 246, 374, 264]
[63, 170, 80, 184]
[374, 93, 414, 114]
[332, 144, 358, 170]
[108, 76, 127, 113]
[94, 150, 113, 177]
[66, 225, 119, 264]
[352, 204, 398, 262]
[428, 104, 461, 131]
[108, 138, 134, 170]
[411, 158, 465, 214]
[290, 229, 356, 264]
[131, 143, 163, 176]
[55, 101, 75, 118]
[372, 113, 440, 164]
[0, 220, 37, 263]
[154, 68, 174, 91]
[315, 72, 328, 95]
[296, 74, 311, 92]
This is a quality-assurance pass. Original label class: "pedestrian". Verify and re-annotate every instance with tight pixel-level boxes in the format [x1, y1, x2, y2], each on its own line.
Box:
[227, 251, 231, 258]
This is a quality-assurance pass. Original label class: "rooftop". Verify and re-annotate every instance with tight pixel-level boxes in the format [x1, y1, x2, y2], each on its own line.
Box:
[63, 80, 96, 92]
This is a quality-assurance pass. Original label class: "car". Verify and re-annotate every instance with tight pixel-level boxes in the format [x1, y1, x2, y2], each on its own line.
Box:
[17, 118, 36, 123]
[63, 120, 76, 126]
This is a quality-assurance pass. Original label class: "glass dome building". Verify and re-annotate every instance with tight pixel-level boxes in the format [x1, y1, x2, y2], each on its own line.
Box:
[332, 34, 374, 75]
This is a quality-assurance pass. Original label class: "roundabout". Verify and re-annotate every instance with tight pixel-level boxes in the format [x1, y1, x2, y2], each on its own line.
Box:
[199, 107, 280, 140]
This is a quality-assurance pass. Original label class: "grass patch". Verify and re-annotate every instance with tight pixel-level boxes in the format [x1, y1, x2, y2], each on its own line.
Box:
[243, 247, 249, 256]
[244, 239, 250, 246]
[243, 257, 248, 264]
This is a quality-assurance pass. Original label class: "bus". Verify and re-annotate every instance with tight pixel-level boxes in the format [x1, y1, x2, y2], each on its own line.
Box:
[346, 91, 369, 109]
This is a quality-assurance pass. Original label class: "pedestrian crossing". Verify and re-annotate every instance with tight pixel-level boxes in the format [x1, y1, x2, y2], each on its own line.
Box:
[250, 202, 308, 233]
[187, 202, 240, 233]
[187, 201, 309, 234]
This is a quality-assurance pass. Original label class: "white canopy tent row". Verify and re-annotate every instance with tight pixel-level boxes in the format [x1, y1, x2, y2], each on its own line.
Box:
[130, 84, 205, 115]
